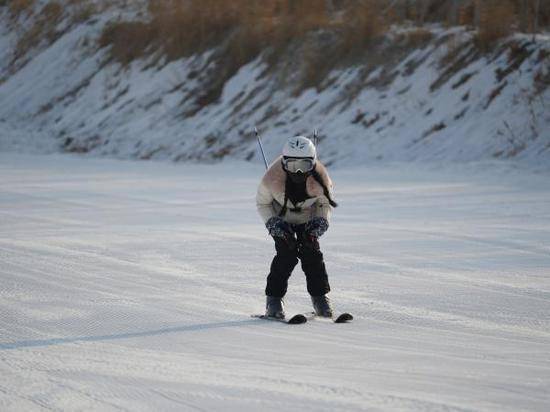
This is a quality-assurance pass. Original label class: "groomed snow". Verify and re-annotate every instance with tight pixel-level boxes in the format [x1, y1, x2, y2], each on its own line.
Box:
[1, 153, 549, 411]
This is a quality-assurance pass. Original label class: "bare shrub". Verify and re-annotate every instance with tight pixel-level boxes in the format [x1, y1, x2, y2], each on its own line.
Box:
[13, 1, 63, 62]
[99, 21, 154, 65]
[339, 0, 387, 52]
[8, 0, 35, 16]
[149, 0, 243, 60]
[458, 2, 476, 26]
[475, 0, 517, 49]
[293, 0, 389, 93]
[69, 0, 97, 24]
[404, 28, 434, 48]
[42, 1, 62, 23]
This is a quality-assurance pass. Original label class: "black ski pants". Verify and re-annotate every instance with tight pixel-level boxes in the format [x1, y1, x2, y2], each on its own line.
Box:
[265, 224, 330, 298]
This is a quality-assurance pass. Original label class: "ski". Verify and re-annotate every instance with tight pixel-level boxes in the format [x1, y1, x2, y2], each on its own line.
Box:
[251, 313, 308, 324]
[334, 312, 354, 323]
[305, 312, 354, 323]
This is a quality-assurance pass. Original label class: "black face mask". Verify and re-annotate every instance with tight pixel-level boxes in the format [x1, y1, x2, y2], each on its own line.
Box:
[288, 171, 308, 184]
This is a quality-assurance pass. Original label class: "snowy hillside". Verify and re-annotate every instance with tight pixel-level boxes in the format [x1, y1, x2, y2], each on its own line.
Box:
[0, 3, 549, 168]
[1, 153, 550, 411]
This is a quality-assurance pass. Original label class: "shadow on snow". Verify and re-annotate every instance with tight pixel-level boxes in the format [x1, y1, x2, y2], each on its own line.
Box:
[0, 319, 261, 350]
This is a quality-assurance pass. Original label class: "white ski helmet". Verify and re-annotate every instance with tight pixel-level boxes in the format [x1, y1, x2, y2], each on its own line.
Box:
[282, 135, 317, 158]
[281, 136, 317, 173]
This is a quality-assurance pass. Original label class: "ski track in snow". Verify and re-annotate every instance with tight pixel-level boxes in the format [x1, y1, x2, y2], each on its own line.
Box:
[1, 154, 550, 411]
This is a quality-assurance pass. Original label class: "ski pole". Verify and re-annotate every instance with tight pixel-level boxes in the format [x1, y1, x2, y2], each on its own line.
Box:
[313, 129, 318, 147]
[255, 127, 269, 170]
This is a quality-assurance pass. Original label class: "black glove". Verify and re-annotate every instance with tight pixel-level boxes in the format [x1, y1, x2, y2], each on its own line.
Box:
[266, 216, 293, 238]
[266, 217, 297, 250]
[305, 217, 329, 238]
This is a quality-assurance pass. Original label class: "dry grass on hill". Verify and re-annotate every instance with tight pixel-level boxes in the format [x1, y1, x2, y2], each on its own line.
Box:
[5, 0, 549, 70]
[5, 0, 35, 15]
[97, 0, 549, 65]
[99, 0, 394, 63]
[3, 0, 549, 94]
[92, 0, 550, 101]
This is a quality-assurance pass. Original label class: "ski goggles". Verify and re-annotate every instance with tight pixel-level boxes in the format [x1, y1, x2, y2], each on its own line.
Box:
[282, 157, 315, 173]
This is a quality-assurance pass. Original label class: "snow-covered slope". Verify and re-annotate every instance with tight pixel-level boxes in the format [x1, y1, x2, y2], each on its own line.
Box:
[1, 153, 550, 411]
[0, 4, 549, 168]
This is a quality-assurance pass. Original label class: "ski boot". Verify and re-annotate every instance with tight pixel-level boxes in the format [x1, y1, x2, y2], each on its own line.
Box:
[266, 296, 285, 319]
[311, 294, 333, 318]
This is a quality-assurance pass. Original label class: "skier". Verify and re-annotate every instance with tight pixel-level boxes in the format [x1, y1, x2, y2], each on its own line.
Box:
[256, 135, 338, 319]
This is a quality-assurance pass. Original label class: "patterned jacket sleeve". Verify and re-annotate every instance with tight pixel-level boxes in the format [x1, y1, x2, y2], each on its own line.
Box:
[312, 187, 333, 222]
[256, 180, 276, 224]
[312, 165, 335, 222]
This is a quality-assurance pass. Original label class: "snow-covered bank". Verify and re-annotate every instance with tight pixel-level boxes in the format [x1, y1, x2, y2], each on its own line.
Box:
[1, 153, 549, 411]
[0, 3, 549, 168]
